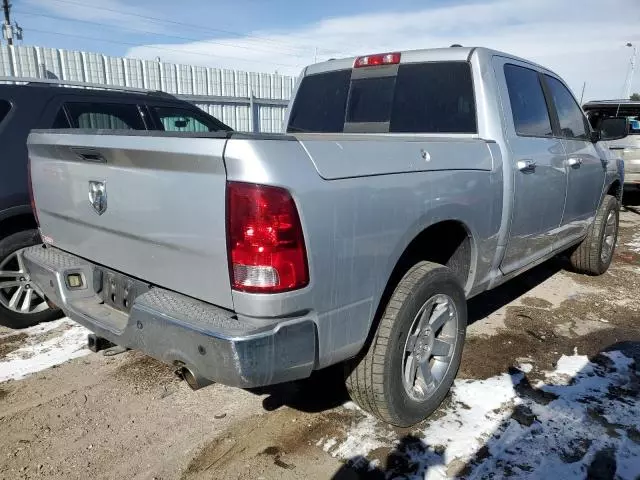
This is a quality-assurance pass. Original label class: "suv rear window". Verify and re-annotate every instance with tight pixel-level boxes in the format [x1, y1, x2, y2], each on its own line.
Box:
[287, 62, 477, 134]
[0, 100, 11, 125]
[64, 102, 145, 130]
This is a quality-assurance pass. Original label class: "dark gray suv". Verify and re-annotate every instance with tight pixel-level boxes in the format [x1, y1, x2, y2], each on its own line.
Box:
[0, 83, 231, 328]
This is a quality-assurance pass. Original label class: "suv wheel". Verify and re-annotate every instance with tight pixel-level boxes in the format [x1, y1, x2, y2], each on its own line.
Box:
[0, 230, 61, 329]
[345, 261, 467, 427]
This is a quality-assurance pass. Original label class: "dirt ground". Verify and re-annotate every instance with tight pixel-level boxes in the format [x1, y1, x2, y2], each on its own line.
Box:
[1, 199, 639, 480]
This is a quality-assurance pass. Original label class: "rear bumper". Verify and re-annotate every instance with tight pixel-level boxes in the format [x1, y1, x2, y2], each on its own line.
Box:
[23, 245, 317, 388]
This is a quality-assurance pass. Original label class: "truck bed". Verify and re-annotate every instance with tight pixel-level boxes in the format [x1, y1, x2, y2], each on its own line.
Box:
[28, 129, 499, 321]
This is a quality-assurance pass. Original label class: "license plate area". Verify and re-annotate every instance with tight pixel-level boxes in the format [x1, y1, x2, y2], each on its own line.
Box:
[94, 268, 150, 314]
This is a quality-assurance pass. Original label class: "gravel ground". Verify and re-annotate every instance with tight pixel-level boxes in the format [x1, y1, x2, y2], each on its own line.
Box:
[0, 201, 639, 480]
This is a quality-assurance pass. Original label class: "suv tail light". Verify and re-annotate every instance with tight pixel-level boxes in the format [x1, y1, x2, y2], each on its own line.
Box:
[227, 182, 309, 293]
[27, 157, 39, 226]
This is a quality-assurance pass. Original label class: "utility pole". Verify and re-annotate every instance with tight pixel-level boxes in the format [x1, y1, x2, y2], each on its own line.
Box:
[623, 42, 637, 99]
[2, 0, 12, 46]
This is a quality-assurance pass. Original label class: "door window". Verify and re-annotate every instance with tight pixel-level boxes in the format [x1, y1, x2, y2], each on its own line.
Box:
[52, 109, 71, 128]
[504, 64, 553, 137]
[152, 106, 228, 132]
[544, 75, 589, 140]
[64, 102, 145, 130]
[0, 100, 11, 126]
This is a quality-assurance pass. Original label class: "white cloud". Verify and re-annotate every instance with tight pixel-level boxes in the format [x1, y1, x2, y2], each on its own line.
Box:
[125, 0, 640, 100]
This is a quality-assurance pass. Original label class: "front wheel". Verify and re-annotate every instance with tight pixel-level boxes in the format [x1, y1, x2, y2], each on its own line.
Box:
[0, 230, 62, 329]
[345, 261, 467, 427]
[568, 194, 619, 276]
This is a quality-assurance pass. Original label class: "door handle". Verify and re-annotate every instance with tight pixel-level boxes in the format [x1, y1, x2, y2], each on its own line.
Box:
[567, 157, 583, 167]
[517, 159, 536, 172]
[72, 148, 106, 163]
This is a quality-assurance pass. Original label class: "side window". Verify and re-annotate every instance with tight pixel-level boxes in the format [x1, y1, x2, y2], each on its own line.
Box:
[0, 100, 11, 126]
[153, 106, 225, 132]
[544, 75, 589, 140]
[65, 102, 145, 130]
[52, 108, 71, 128]
[504, 64, 553, 137]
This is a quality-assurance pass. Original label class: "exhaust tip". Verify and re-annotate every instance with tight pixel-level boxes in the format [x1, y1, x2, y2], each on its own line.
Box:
[179, 367, 214, 391]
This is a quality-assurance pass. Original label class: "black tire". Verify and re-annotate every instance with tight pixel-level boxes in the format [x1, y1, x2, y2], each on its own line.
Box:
[0, 229, 62, 329]
[568, 195, 619, 276]
[345, 261, 467, 427]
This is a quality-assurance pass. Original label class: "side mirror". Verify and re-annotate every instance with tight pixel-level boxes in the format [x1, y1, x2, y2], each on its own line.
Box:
[174, 119, 189, 128]
[599, 117, 629, 141]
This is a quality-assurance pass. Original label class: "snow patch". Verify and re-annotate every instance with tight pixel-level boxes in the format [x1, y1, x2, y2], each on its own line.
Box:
[323, 438, 337, 452]
[627, 233, 640, 253]
[543, 347, 591, 384]
[518, 363, 533, 373]
[329, 412, 393, 460]
[330, 351, 640, 479]
[0, 318, 91, 382]
[423, 373, 522, 468]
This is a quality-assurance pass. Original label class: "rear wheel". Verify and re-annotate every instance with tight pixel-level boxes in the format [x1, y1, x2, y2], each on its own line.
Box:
[568, 194, 619, 276]
[345, 261, 467, 427]
[0, 230, 61, 329]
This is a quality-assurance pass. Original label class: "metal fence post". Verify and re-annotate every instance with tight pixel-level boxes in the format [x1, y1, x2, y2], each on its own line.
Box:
[249, 90, 259, 133]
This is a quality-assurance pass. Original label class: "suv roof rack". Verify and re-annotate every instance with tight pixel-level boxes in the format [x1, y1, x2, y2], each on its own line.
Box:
[146, 90, 176, 99]
[0, 76, 152, 95]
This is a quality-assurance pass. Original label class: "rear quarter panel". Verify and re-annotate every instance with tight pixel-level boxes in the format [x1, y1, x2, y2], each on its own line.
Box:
[225, 136, 502, 368]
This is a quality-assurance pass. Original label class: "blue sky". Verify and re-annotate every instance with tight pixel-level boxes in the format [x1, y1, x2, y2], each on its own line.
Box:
[11, 0, 640, 100]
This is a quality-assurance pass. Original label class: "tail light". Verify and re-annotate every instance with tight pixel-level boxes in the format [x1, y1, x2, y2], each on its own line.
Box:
[354, 52, 401, 68]
[227, 182, 309, 293]
[27, 157, 39, 226]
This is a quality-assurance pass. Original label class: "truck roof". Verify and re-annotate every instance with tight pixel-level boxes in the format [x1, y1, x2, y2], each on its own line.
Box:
[305, 46, 554, 77]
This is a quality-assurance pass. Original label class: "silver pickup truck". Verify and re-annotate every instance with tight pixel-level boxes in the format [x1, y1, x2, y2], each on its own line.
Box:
[23, 47, 627, 427]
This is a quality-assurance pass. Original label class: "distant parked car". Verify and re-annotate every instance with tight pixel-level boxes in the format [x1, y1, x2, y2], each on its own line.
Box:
[583, 100, 640, 189]
[0, 83, 231, 329]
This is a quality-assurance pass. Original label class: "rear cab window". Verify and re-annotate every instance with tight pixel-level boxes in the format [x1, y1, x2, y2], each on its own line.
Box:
[287, 70, 351, 133]
[287, 61, 477, 134]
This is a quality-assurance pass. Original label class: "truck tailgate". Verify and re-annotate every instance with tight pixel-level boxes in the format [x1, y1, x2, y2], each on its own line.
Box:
[27, 131, 234, 310]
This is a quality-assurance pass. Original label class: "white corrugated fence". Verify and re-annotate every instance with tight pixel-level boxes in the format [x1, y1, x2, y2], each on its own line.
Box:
[0, 44, 296, 133]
